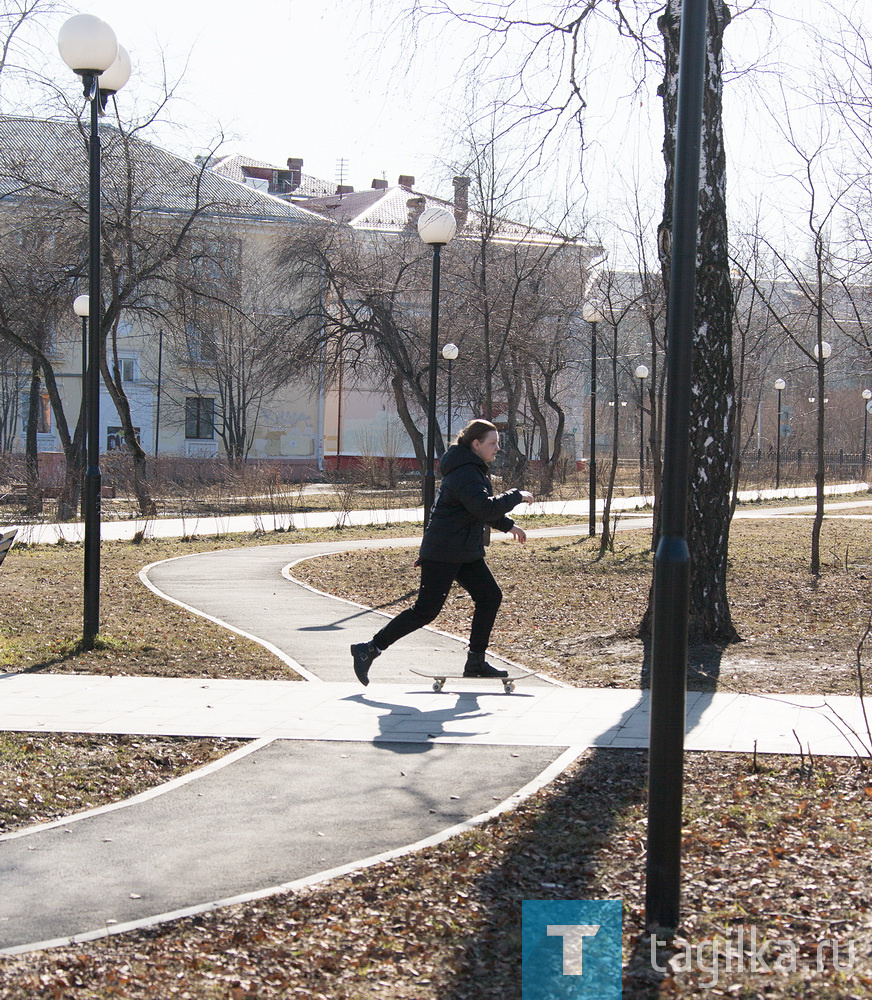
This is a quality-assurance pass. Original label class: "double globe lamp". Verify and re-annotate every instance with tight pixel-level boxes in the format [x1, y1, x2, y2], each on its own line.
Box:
[58, 14, 131, 649]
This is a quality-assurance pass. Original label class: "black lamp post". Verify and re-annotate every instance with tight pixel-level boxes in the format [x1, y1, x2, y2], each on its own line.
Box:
[862, 389, 872, 481]
[774, 378, 785, 489]
[645, 0, 708, 934]
[442, 342, 459, 444]
[635, 364, 649, 495]
[58, 14, 131, 649]
[583, 304, 602, 536]
[418, 206, 456, 528]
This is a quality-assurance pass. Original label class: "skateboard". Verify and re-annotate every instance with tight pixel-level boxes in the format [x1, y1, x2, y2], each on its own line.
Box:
[409, 667, 536, 694]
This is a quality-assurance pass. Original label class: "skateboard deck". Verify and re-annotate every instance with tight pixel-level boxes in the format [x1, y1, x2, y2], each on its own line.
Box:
[409, 667, 536, 693]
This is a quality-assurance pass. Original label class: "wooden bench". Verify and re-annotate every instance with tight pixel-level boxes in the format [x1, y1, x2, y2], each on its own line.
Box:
[0, 528, 17, 567]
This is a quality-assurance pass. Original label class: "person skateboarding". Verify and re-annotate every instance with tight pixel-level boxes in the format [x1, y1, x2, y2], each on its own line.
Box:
[351, 419, 533, 686]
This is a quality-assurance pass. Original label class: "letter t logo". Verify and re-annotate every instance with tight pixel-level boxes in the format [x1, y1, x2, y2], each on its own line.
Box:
[546, 924, 601, 975]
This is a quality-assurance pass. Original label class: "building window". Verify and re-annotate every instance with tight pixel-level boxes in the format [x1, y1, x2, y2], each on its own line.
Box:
[121, 358, 136, 382]
[186, 322, 217, 364]
[185, 397, 215, 439]
[107, 426, 141, 452]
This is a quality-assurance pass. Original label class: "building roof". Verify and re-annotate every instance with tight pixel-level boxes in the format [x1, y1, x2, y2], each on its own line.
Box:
[209, 153, 335, 199]
[303, 185, 415, 226]
[205, 150, 601, 255]
[304, 179, 596, 250]
[0, 117, 327, 225]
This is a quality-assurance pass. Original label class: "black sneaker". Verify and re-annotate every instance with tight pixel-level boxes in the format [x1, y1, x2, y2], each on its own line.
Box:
[463, 653, 508, 678]
[351, 642, 380, 686]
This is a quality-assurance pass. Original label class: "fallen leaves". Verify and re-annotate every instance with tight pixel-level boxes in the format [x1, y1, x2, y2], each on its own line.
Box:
[0, 733, 246, 834]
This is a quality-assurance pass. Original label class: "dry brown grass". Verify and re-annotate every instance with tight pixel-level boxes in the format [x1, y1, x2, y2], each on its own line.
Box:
[293, 516, 872, 696]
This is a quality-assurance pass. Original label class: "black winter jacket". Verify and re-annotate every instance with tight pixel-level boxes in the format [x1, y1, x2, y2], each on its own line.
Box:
[418, 444, 524, 564]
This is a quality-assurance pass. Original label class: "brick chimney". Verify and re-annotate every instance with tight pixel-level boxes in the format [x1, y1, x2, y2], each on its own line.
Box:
[372, 179, 389, 190]
[398, 174, 415, 189]
[453, 175, 470, 229]
[286, 157, 303, 190]
[405, 196, 426, 231]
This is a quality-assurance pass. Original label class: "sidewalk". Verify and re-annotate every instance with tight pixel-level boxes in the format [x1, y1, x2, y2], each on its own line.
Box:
[8, 481, 869, 545]
[1, 513, 870, 954]
[1, 670, 866, 754]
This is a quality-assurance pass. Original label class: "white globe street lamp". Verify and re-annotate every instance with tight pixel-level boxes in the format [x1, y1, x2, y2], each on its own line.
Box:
[98, 45, 131, 97]
[773, 378, 786, 489]
[442, 343, 459, 443]
[635, 364, 649, 494]
[58, 14, 118, 75]
[418, 206, 457, 246]
[419, 207, 456, 525]
[58, 14, 131, 650]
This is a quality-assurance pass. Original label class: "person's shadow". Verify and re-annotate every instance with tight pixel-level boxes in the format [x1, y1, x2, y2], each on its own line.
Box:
[342, 690, 496, 746]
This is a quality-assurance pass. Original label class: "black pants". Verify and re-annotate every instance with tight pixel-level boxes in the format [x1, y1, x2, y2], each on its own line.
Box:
[372, 558, 502, 656]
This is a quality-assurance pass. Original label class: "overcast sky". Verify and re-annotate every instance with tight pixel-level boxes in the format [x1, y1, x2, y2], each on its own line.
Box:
[39, 0, 861, 251]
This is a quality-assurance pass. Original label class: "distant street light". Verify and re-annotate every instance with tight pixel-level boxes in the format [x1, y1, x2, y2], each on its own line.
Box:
[442, 342, 459, 444]
[635, 364, 649, 494]
[813, 340, 832, 361]
[418, 206, 456, 527]
[774, 378, 786, 490]
[862, 389, 872, 481]
[583, 303, 603, 536]
[58, 13, 131, 650]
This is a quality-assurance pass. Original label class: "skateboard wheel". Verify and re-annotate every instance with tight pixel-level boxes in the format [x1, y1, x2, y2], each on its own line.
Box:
[433, 680, 444, 692]
[504, 681, 515, 694]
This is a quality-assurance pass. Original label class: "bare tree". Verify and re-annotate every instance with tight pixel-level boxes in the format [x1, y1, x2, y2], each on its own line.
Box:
[653, 0, 738, 641]
[165, 239, 304, 469]
[439, 124, 594, 490]
[0, 195, 86, 516]
[0, 0, 67, 105]
[0, 106, 301, 514]
[279, 221, 439, 472]
[732, 76, 863, 574]
[595, 267, 644, 554]
[406, 0, 741, 641]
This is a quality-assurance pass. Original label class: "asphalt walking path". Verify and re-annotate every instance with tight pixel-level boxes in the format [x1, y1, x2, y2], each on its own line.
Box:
[1, 493, 871, 954]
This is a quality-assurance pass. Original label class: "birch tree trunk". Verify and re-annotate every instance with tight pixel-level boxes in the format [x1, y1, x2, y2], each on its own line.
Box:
[656, 0, 738, 642]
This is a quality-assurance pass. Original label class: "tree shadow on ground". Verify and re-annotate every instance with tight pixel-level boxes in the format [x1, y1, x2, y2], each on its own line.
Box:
[440, 747, 654, 999]
[298, 589, 418, 632]
[638, 636, 728, 691]
[441, 642, 729, 998]
[18, 644, 97, 673]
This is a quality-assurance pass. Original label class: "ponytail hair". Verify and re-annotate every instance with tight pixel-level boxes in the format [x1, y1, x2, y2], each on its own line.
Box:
[456, 419, 498, 448]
